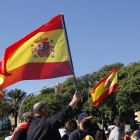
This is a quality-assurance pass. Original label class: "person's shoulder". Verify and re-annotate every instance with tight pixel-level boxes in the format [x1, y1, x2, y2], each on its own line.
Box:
[16, 128, 28, 136]
[5, 135, 13, 140]
[33, 116, 48, 124]
[112, 127, 120, 133]
[69, 128, 87, 140]
[69, 129, 79, 138]
[70, 128, 79, 135]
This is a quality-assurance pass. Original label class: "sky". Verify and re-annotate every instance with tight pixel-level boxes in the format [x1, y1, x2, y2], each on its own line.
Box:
[0, 0, 140, 94]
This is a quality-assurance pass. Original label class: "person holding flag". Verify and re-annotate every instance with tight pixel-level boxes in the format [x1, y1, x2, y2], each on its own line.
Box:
[27, 91, 81, 140]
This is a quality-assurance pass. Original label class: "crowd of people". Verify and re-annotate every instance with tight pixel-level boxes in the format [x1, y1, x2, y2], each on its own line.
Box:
[4, 91, 140, 140]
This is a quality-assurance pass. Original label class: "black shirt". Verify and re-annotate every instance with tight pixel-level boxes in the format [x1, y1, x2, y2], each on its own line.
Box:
[27, 105, 73, 140]
[14, 129, 28, 140]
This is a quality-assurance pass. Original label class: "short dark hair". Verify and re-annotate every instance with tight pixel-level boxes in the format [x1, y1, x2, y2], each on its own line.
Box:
[114, 116, 125, 127]
[22, 112, 33, 121]
[33, 101, 46, 114]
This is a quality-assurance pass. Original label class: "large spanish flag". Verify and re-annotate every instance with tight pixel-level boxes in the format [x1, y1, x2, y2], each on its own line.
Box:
[0, 14, 74, 91]
[90, 67, 118, 106]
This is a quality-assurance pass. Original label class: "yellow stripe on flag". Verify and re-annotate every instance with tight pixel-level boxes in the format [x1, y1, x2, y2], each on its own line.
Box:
[7, 30, 69, 71]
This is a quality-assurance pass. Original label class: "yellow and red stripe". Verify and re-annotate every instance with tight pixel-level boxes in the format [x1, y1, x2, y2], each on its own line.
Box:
[90, 67, 118, 106]
[0, 14, 73, 90]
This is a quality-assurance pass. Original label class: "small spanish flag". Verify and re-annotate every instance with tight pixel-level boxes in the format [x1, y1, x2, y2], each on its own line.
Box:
[90, 66, 118, 106]
[0, 91, 4, 98]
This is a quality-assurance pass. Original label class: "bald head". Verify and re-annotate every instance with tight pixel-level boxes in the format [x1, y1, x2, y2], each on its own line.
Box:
[33, 101, 46, 114]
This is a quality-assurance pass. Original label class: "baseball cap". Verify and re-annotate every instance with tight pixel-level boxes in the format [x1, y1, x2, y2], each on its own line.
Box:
[78, 113, 93, 122]
[125, 129, 132, 133]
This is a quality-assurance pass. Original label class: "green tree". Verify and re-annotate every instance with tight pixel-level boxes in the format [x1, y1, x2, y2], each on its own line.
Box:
[23, 92, 72, 116]
[2, 89, 26, 127]
[0, 89, 9, 120]
[82, 63, 124, 126]
[18, 61, 140, 128]
[117, 62, 140, 125]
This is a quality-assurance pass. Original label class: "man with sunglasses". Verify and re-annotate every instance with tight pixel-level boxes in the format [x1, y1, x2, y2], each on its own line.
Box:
[68, 113, 94, 140]
[12, 112, 33, 140]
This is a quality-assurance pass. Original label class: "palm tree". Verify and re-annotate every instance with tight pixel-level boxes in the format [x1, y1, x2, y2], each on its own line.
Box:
[0, 89, 9, 119]
[1, 89, 26, 128]
[80, 74, 93, 102]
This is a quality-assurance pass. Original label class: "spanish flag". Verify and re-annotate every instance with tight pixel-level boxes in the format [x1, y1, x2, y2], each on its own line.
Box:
[0, 14, 73, 90]
[90, 67, 118, 106]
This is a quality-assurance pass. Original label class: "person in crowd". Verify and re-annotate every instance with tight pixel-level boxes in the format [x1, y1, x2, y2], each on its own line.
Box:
[131, 130, 140, 140]
[12, 112, 33, 140]
[59, 120, 77, 140]
[27, 91, 81, 140]
[124, 129, 132, 140]
[109, 116, 125, 140]
[95, 129, 106, 140]
[68, 113, 94, 140]
[105, 131, 109, 140]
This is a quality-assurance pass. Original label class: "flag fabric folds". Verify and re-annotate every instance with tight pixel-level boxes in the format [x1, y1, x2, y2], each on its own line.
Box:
[0, 14, 73, 90]
[90, 66, 118, 106]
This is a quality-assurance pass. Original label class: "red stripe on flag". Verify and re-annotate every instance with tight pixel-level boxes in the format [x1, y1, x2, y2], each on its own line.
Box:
[0, 61, 73, 90]
[41, 14, 63, 32]
[93, 83, 118, 106]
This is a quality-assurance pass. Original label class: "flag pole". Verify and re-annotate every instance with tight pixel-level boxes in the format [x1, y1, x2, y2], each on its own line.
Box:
[61, 14, 78, 91]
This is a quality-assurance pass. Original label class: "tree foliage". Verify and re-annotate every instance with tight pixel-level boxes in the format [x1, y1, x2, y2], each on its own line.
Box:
[1, 61, 140, 129]
[0, 89, 26, 128]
